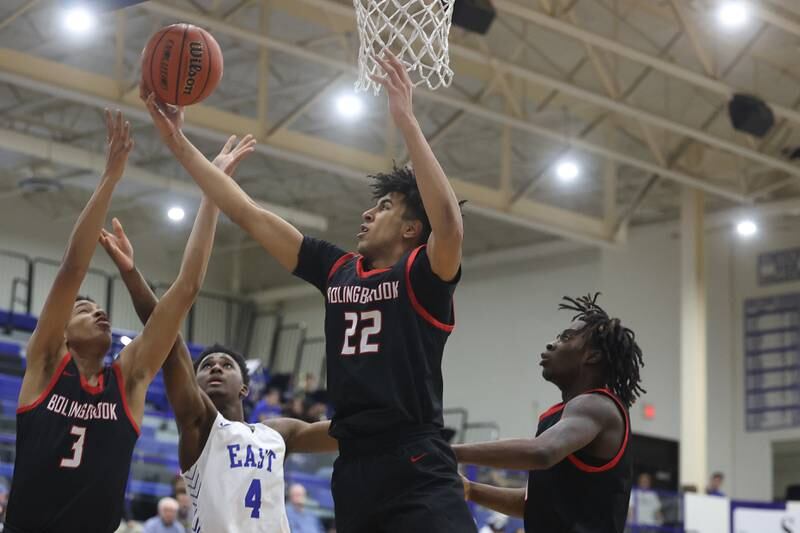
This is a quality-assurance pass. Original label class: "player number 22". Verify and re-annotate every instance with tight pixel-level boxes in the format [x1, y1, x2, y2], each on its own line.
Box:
[341, 310, 382, 355]
[60, 425, 86, 469]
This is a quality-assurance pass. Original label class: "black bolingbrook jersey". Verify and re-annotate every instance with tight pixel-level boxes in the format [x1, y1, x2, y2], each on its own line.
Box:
[293, 236, 459, 440]
[524, 388, 632, 533]
[5, 353, 140, 533]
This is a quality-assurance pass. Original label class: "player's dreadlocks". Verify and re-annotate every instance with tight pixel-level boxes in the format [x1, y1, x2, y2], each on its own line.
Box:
[369, 163, 465, 245]
[559, 293, 645, 408]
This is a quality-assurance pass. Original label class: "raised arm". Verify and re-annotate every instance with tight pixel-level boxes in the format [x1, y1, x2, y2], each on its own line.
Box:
[463, 479, 526, 519]
[20, 110, 132, 403]
[371, 54, 463, 281]
[117, 192, 220, 425]
[265, 418, 337, 454]
[452, 395, 614, 471]
[141, 88, 302, 272]
[100, 218, 211, 427]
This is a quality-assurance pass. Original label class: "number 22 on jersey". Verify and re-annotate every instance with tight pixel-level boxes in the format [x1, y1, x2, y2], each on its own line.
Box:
[341, 310, 382, 355]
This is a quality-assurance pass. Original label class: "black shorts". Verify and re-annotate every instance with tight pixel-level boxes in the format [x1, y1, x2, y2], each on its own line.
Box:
[332, 429, 477, 533]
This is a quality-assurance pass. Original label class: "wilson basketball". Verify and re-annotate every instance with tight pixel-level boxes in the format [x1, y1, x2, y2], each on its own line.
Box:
[141, 24, 223, 106]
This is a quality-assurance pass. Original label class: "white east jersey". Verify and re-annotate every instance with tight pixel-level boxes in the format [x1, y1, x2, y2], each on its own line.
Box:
[183, 412, 290, 533]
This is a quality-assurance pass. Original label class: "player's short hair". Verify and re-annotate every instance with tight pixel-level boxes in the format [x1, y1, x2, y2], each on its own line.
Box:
[369, 164, 431, 243]
[559, 293, 645, 408]
[75, 295, 96, 304]
[194, 343, 250, 387]
[369, 164, 465, 245]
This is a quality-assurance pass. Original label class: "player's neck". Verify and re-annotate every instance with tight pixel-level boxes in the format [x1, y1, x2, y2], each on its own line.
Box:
[367, 242, 414, 270]
[560, 375, 605, 403]
[70, 348, 105, 381]
[217, 401, 244, 423]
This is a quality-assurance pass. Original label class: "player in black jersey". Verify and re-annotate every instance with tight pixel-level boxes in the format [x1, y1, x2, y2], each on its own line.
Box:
[4, 112, 254, 533]
[142, 52, 474, 533]
[454, 294, 644, 533]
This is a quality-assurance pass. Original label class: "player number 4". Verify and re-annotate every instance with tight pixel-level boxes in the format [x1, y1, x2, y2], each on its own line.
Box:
[59, 425, 86, 469]
[341, 310, 382, 355]
[245, 479, 262, 519]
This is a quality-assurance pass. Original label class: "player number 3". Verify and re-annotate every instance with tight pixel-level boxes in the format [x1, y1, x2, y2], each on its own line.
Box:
[59, 425, 86, 469]
[341, 310, 382, 355]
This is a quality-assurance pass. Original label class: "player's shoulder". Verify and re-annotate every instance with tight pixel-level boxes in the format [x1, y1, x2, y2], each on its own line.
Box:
[261, 417, 295, 440]
[564, 391, 622, 424]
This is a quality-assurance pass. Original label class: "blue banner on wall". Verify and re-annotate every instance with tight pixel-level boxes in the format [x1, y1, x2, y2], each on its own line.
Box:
[758, 248, 800, 286]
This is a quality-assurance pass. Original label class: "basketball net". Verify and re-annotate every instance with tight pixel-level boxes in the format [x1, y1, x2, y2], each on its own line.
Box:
[353, 0, 455, 94]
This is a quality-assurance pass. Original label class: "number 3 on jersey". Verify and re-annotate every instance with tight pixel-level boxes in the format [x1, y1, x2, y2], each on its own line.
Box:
[245, 479, 262, 518]
[341, 310, 382, 355]
[59, 425, 86, 469]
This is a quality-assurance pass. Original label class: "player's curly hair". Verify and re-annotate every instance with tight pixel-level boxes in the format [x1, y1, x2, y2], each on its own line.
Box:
[559, 293, 644, 408]
[194, 343, 250, 387]
[369, 163, 465, 245]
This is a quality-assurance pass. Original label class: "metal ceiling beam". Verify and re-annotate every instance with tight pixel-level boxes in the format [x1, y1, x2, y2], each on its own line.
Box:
[0, 127, 329, 231]
[0, 48, 617, 244]
[133, 2, 748, 202]
[491, 0, 800, 126]
[284, 0, 795, 177]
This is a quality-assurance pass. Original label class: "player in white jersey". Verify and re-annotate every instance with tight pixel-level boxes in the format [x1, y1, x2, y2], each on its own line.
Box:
[101, 177, 337, 532]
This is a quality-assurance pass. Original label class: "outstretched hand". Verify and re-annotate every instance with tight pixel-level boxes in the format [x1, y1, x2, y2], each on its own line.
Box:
[212, 134, 258, 176]
[100, 218, 134, 273]
[140, 81, 184, 150]
[369, 52, 416, 129]
[103, 109, 134, 182]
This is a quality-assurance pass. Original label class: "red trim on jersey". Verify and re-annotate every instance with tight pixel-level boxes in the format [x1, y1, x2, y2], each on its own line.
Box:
[112, 364, 141, 436]
[328, 253, 356, 281]
[17, 352, 72, 414]
[538, 402, 565, 422]
[566, 388, 629, 474]
[404, 245, 455, 333]
[356, 256, 391, 278]
[79, 369, 105, 395]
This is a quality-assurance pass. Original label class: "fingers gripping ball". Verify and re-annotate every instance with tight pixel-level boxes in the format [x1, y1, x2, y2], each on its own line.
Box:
[141, 24, 223, 106]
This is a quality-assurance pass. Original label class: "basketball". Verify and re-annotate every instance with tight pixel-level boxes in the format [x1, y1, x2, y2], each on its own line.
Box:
[141, 23, 223, 106]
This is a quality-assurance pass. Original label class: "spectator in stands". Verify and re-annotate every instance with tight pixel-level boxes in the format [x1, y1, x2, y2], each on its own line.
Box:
[143, 497, 184, 533]
[706, 472, 725, 496]
[286, 483, 324, 533]
[478, 512, 507, 533]
[115, 519, 143, 533]
[303, 373, 318, 394]
[250, 387, 283, 423]
[175, 491, 191, 530]
[629, 472, 662, 529]
[285, 396, 312, 422]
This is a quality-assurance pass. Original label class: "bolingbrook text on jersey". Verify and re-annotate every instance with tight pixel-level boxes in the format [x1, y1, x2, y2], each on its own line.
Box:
[326, 281, 400, 305]
[46, 393, 119, 421]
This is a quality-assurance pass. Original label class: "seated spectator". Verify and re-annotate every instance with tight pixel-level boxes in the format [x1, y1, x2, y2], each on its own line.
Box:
[250, 388, 283, 423]
[284, 396, 312, 422]
[302, 373, 318, 395]
[143, 497, 185, 533]
[286, 483, 324, 533]
[175, 490, 191, 530]
[706, 472, 725, 496]
[479, 512, 507, 533]
[115, 520, 143, 533]
[629, 472, 662, 527]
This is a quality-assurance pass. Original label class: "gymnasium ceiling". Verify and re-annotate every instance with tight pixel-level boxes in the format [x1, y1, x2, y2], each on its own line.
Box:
[1, 0, 800, 294]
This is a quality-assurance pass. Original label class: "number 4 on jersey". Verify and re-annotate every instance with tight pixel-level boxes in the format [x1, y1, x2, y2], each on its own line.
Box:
[341, 310, 382, 355]
[245, 479, 262, 518]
